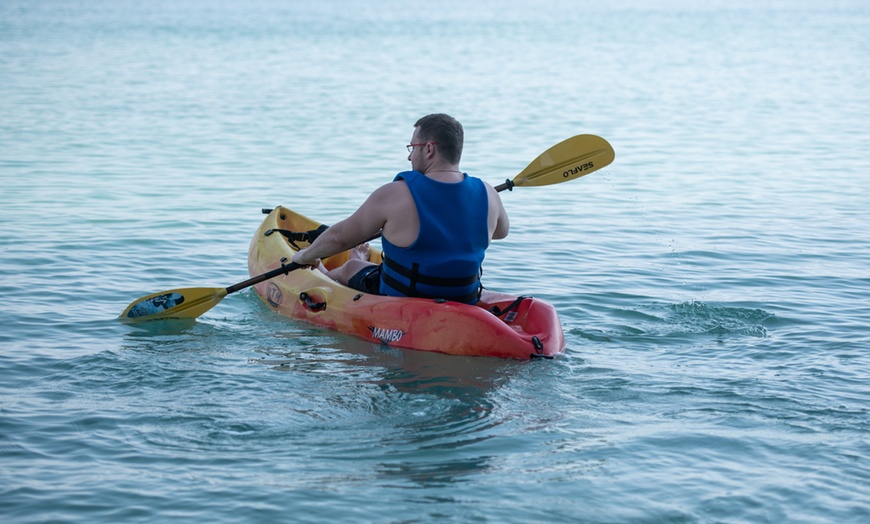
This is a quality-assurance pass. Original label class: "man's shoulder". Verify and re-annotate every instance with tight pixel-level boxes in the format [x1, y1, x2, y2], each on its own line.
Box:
[370, 177, 411, 201]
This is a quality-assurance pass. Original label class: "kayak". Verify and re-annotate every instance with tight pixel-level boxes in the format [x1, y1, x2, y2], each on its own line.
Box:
[248, 206, 566, 360]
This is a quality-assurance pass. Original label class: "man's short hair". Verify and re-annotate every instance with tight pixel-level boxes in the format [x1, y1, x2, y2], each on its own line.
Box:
[414, 113, 464, 164]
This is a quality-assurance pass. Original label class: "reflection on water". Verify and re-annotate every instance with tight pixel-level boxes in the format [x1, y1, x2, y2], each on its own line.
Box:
[248, 331, 519, 488]
[252, 331, 522, 394]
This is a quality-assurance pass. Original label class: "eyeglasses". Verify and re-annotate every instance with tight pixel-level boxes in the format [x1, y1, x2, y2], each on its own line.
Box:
[406, 141, 439, 153]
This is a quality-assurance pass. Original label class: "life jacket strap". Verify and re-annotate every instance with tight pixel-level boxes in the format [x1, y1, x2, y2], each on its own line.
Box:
[383, 255, 480, 288]
[380, 269, 481, 304]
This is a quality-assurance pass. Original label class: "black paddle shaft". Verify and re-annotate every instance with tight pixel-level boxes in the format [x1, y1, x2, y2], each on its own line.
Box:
[225, 261, 301, 294]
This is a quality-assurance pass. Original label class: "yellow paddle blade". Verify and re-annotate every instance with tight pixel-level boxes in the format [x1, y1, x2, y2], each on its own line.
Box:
[120, 287, 229, 322]
[511, 134, 615, 188]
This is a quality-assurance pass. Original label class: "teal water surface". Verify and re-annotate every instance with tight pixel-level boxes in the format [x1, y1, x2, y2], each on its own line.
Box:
[2, 1, 869, 522]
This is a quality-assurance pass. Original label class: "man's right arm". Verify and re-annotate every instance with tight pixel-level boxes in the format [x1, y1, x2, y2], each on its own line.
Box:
[291, 183, 395, 266]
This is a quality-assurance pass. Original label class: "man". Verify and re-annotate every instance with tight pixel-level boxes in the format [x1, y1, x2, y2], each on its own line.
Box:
[291, 113, 509, 304]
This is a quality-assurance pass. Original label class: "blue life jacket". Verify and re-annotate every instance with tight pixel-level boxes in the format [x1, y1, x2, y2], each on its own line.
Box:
[379, 170, 489, 304]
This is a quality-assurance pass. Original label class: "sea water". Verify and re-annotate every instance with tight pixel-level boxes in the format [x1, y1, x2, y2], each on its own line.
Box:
[1, 1, 868, 522]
